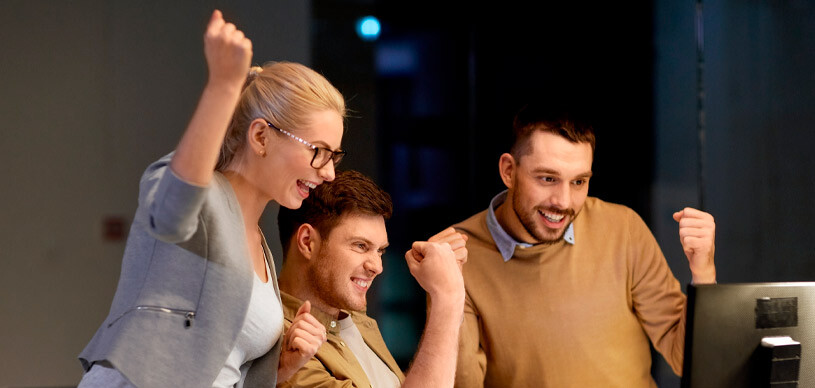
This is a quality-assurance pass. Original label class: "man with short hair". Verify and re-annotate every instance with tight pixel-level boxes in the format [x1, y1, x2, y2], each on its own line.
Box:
[452, 104, 717, 387]
[277, 170, 467, 388]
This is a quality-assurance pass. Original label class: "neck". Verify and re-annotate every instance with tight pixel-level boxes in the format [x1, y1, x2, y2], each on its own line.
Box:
[222, 169, 268, 230]
[279, 257, 341, 318]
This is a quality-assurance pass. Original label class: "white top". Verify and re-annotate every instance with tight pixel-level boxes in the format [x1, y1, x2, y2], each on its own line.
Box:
[338, 316, 401, 388]
[213, 256, 283, 388]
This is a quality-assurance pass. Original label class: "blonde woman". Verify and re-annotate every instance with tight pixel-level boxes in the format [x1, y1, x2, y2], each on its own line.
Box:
[78, 10, 343, 387]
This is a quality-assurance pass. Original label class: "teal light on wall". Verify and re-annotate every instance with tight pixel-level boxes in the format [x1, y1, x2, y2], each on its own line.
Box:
[356, 16, 380, 41]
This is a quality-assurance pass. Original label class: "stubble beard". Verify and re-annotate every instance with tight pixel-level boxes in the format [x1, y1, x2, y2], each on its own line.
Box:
[512, 193, 574, 245]
[307, 250, 367, 312]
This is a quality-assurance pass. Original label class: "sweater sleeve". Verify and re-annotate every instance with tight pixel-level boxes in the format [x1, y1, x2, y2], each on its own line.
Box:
[454, 291, 487, 388]
[138, 153, 209, 243]
[627, 211, 687, 375]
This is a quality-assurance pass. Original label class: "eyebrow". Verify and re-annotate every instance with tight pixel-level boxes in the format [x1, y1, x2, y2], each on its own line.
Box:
[575, 171, 594, 179]
[531, 168, 593, 179]
[310, 140, 342, 152]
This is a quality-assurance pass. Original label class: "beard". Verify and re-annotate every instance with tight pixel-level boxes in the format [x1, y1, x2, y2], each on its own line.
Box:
[512, 193, 576, 245]
[306, 249, 367, 312]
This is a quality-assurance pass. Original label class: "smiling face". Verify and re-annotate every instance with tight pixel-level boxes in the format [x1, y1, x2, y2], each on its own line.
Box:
[306, 212, 388, 312]
[264, 110, 344, 209]
[498, 131, 593, 244]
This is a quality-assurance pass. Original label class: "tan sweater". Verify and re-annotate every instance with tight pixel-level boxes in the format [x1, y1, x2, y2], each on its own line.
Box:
[453, 197, 686, 388]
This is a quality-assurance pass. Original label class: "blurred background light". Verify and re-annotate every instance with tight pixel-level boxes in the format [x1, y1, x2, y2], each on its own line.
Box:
[356, 15, 380, 41]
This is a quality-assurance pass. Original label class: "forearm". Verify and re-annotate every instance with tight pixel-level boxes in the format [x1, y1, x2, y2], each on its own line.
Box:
[276, 365, 296, 387]
[170, 80, 243, 186]
[402, 296, 463, 388]
[454, 308, 486, 388]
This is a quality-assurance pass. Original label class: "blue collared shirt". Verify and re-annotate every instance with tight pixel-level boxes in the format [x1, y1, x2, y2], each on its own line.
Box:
[485, 190, 575, 262]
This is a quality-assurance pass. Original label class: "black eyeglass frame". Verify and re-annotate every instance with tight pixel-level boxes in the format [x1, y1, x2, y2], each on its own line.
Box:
[264, 120, 346, 168]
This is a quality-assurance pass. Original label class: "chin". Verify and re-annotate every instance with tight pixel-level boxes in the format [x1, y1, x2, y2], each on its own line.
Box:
[279, 197, 304, 210]
[347, 298, 367, 312]
[535, 228, 567, 243]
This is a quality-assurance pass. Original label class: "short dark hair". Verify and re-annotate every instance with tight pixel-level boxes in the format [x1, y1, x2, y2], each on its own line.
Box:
[277, 170, 393, 255]
[509, 103, 596, 162]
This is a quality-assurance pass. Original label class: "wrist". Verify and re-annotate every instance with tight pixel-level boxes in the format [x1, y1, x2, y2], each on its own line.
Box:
[428, 292, 464, 319]
[691, 267, 716, 284]
[204, 78, 244, 97]
[277, 363, 293, 386]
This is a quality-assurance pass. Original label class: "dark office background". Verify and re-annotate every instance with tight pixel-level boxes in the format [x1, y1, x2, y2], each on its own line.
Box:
[314, 0, 661, 372]
[1, 1, 813, 387]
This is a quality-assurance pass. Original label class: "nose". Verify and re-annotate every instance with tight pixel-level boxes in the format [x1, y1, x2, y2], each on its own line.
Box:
[550, 181, 571, 210]
[364, 254, 383, 276]
[317, 161, 335, 182]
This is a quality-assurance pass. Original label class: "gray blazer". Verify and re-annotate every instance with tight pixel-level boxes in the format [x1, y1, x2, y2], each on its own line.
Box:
[79, 154, 282, 387]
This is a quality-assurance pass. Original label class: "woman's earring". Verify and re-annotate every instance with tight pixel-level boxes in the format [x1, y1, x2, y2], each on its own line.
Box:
[260, 149, 266, 157]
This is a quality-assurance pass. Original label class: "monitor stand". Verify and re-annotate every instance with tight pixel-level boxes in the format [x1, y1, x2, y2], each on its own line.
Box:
[760, 336, 801, 387]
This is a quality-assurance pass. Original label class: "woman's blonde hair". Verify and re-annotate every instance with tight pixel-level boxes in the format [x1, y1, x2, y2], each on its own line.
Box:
[216, 61, 346, 170]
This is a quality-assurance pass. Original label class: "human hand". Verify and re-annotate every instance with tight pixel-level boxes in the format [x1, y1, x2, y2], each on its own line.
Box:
[427, 227, 468, 270]
[277, 301, 327, 383]
[405, 241, 465, 303]
[203, 10, 253, 89]
[673, 207, 716, 284]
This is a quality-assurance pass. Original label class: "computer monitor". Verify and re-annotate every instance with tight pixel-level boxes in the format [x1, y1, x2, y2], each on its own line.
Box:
[681, 282, 815, 388]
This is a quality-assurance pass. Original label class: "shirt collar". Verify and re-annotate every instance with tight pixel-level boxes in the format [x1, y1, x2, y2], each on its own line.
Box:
[281, 291, 349, 336]
[486, 190, 575, 262]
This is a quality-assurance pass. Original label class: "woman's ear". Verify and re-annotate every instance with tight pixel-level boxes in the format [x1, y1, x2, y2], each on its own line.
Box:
[296, 223, 321, 260]
[247, 119, 269, 157]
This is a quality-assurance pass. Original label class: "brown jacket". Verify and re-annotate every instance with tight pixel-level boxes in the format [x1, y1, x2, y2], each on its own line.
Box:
[278, 292, 406, 388]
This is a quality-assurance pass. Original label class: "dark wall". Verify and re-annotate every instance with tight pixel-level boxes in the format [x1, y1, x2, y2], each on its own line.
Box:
[370, 1, 657, 226]
[703, 0, 815, 283]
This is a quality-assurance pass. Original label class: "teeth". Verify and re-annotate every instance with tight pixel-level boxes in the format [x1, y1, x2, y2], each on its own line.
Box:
[299, 180, 317, 190]
[353, 279, 368, 288]
[542, 211, 565, 223]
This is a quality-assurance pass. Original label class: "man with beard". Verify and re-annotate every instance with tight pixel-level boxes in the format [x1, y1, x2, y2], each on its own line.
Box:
[276, 170, 467, 388]
[452, 104, 717, 387]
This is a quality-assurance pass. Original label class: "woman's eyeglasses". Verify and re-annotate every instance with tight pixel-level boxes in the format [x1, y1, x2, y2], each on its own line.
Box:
[265, 120, 346, 168]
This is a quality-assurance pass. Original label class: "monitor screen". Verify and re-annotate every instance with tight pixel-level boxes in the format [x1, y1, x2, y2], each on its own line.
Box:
[681, 282, 815, 388]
